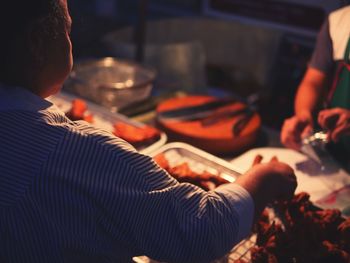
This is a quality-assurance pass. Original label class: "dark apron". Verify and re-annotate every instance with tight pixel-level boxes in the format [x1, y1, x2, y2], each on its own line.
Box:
[326, 38, 350, 168]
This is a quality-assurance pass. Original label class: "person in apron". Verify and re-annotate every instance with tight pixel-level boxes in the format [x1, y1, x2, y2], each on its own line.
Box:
[319, 37, 350, 167]
[281, 5, 350, 168]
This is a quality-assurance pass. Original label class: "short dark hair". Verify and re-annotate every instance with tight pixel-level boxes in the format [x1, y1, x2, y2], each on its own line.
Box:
[1, 1, 65, 35]
[0, 0, 67, 82]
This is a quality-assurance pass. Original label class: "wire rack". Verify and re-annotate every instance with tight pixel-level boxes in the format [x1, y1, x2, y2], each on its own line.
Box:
[226, 234, 256, 262]
[133, 229, 257, 263]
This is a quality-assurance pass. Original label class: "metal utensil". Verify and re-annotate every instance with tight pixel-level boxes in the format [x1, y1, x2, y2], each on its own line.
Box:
[63, 57, 156, 111]
[200, 107, 249, 126]
[232, 110, 255, 136]
[157, 98, 237, 122]
[301, 131, 329, 163]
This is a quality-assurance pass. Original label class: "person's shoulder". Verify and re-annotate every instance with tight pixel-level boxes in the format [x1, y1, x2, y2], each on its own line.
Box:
[36, 109, 135, 154]
[69, 120, 134, 151]
[329, 5, 350, 20]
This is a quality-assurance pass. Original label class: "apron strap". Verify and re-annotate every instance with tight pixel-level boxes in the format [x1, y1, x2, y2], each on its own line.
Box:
[345, 38, 350, 63]
[344, 38, 350, 64]
[327, 37, 350, 105]
[327, 62, 350, 105]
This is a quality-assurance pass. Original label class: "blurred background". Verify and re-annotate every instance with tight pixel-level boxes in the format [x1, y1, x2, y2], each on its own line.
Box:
[67, 0, 349, 129]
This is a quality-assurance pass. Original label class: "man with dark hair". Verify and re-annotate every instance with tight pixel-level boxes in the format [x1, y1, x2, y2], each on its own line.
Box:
[0, 0, 72, 96]
[0, 1, 297, 262]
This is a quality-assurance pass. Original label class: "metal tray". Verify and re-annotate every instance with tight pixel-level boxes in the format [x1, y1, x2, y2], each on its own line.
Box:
[47, 91, 167, 155]
[148, 142, 242, 183]
[133, 142, 255, 263]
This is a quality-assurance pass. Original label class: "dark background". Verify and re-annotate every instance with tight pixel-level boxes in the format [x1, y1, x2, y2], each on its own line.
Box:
[67, 0, 347, 129]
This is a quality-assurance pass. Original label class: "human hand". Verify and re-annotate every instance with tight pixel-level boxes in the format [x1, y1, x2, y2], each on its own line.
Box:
[281, 115, 313, 151]
[236, 156, 297, 210]
[245, 159, 297, 202]
[318, 108, 350, 143]
[235, 156, 297, 218]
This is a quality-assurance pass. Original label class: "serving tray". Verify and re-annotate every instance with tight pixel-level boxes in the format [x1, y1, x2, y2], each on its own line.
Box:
[47, 91, 167, 155]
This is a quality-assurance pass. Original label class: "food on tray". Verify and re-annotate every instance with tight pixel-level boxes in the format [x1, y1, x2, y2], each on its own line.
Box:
[65, 99, 94, 123]
[249, 192, 350, 263]
[153, 153, 230, 191]
[113, 122, 161, 148]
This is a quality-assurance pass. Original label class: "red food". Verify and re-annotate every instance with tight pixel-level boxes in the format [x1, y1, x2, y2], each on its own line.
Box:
[250, 192, 348, 262]
[65, 99, 94, 123]
[153, 153, 230, 191]
[113, 122, 161, 147]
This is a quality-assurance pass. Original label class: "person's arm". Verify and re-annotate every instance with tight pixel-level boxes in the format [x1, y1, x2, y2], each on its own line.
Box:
[50, 124, 296, 263]
[281, 18, 334, 150]
[294, 67, 328, 121]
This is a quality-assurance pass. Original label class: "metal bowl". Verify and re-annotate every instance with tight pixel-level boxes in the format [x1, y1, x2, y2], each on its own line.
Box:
[63, 57, 156, 111]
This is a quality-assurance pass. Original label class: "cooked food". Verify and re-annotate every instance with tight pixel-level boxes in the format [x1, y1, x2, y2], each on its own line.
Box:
[153, 153, 230, 191]
[113, 122, 161, 148]
[250, 192, 350, 263]
[65, 99, 94, 123]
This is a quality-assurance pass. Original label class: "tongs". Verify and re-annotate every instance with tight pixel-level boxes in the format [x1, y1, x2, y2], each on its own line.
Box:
[200, 107, 255, 136]
[157, 98, 237, 122]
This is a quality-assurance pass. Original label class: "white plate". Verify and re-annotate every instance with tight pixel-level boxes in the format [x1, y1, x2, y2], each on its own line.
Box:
[230, 147, 350, 203]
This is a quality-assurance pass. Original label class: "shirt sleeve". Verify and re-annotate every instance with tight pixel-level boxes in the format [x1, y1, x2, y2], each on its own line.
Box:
[309, 18, 335, 74]
[105, 149, 254, 263]
[214, 183, 254, 242]
[47, 125, 255, 263]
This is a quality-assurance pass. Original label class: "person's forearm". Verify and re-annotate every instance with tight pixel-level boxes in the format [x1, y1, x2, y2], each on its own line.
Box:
[294, 67, 328, 121]
[295, 83, 323, 120]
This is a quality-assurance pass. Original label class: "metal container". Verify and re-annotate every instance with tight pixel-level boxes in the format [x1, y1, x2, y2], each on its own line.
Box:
[148, 142, 241, 182]
[63, 57, 156, 111]
[48, 91, 166, 155]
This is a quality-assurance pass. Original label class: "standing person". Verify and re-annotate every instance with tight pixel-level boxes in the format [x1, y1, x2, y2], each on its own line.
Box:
[281, 5, 350, 163]
[0, 1, 297, 262]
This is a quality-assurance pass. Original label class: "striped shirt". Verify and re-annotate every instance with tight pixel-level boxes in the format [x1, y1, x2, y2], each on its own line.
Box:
[0, 85, 254, 263]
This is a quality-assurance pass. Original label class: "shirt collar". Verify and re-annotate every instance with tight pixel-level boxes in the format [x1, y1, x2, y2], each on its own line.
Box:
[0, 84, 58, 112]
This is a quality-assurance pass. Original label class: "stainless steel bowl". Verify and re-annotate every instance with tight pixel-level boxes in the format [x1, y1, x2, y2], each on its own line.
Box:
[63, 57, 156, 111]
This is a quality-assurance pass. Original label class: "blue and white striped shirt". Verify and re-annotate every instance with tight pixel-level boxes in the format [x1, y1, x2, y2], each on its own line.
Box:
[0, 86, 254, 263]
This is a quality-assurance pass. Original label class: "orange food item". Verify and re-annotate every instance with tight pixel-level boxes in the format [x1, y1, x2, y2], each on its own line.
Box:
[154, 153, 230, 191]
[113, 122, 161, 147]
[65, 99, 94, 123]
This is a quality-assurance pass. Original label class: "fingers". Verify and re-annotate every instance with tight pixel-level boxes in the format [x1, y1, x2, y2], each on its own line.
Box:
[270, 156, 279, 162]
[301, 125, 313, 139]
[318, 108, 342, 130]
[252, 154, 263, 167]
[330, 121, 350, 142]
[281, 116, 312, 151]
[251, 155, 279, 168]
[318, 108, 350, 142]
